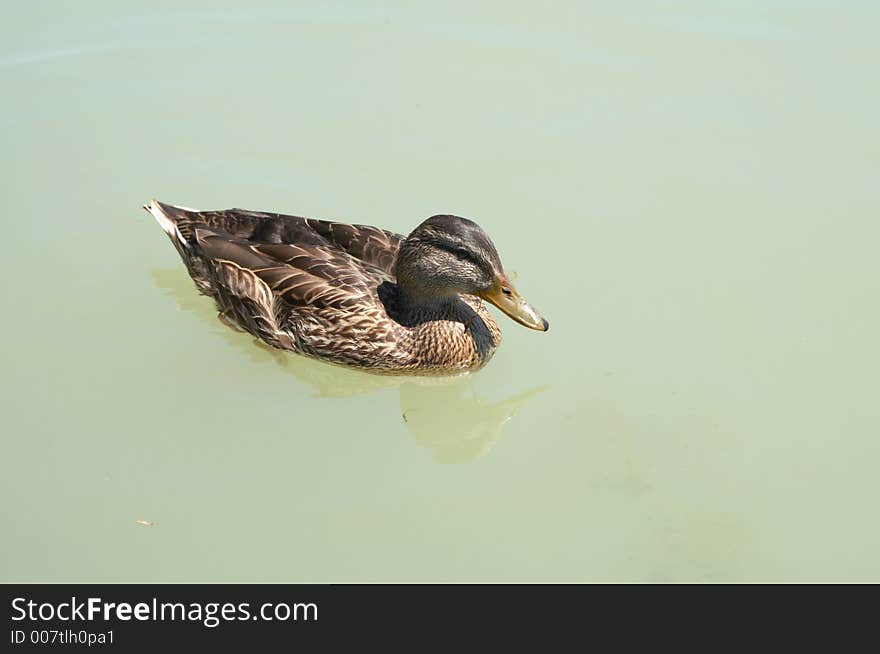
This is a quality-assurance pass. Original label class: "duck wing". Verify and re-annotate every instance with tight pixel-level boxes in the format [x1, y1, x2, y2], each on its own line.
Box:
[151, 201, 404, 275]
[193, 226, 391, 310]
[146, 201, 401, 351]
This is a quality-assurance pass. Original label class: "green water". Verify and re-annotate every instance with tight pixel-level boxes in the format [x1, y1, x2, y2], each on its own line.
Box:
[2, 1, 878, 582]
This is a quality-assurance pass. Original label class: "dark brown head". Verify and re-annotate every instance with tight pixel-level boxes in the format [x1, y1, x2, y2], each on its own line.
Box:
[394, 215, 548, 331]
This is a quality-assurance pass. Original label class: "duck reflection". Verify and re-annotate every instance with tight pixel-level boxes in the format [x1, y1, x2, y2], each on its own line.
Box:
[400, 382, 546, 463]
[152, 268, 546, 463]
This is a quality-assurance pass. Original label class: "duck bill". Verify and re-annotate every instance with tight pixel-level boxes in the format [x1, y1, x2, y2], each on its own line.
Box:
[478, 276, 549, 332]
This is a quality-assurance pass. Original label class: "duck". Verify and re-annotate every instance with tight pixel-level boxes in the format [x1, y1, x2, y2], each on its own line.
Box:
[144, 200, 548, 374]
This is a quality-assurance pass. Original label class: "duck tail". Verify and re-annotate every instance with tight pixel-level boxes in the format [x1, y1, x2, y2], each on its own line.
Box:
[143, 199, 190, 252]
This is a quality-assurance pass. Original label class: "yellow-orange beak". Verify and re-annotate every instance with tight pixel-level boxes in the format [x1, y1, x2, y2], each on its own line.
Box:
[478, 275, 549, 332]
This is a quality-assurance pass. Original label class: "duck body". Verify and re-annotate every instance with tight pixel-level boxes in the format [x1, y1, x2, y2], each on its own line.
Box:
[145, 201, 534, 374]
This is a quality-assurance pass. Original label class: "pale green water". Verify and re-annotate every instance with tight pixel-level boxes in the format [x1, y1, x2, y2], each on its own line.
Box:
[2, 1, 879, 582]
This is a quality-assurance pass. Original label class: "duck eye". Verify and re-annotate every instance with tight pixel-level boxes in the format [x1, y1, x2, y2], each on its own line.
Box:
[501, 286, 513, 297]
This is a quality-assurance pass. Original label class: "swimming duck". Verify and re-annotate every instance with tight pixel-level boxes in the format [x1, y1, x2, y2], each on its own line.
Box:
[145, 200, 548, 374]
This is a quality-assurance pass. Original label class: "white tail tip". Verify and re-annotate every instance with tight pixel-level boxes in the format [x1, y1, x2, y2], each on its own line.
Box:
[144, 199, 188, 249]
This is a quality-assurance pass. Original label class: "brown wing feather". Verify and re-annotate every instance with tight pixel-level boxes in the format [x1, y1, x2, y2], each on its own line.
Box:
[191, 234, 295, 350]
[304, 218, 403, 274]
[193, 227, 389, 310]
[155, 201, 404, 274]
[152, 202, 433, 367]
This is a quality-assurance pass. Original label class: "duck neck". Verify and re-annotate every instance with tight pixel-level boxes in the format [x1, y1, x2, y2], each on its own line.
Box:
[395, 279, 459, 314]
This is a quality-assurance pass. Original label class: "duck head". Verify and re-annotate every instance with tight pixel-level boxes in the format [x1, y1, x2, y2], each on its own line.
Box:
[395, 214, 548, 332]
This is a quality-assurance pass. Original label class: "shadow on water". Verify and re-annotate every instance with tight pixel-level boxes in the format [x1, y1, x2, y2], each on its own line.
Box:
[151, 268, 546, 463]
